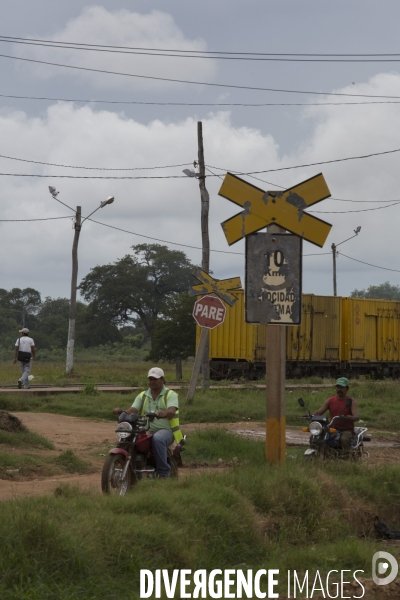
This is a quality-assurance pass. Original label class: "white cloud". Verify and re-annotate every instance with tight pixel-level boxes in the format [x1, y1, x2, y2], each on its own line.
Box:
[14, 6, 217, 91]
[1, 70, 400, 300]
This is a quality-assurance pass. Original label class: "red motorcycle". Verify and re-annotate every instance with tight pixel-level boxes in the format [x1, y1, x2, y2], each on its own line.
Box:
[101, 411, 185, 496]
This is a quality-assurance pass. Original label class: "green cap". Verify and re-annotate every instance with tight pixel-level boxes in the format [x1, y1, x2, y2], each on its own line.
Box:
[335, 377, 349, 388]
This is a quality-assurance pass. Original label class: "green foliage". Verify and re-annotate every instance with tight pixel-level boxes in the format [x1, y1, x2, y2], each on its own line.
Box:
[351, 281, 400, 300]
[0, 441, 399, 597]
[147, 292, 196, 362]
[78, 243, 195, 337]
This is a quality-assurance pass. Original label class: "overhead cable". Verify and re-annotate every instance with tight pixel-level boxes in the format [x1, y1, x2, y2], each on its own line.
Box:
[1, 146, 400, 180]
[4, 36, 400, 61]
[0, 153, 191, 171]
[2, 93, 400, 107]
[0, 216, 72, 222]
[2, 53, 400, 99]
[5, 37, 400, 62]
[339, 253, 400, 273]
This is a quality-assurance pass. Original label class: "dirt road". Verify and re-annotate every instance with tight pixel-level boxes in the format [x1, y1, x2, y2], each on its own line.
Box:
[0, 412, 399, 502]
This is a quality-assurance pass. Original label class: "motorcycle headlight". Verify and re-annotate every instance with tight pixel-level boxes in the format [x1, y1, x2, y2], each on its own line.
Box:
[116, 422, 133, 439]
[309, 422, 323, 436]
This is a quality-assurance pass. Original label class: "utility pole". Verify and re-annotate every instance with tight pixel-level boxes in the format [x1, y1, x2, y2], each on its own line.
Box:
[66, 206, 82, 375]
[332, 242, 337, 296]
[197, 121, 210, 391]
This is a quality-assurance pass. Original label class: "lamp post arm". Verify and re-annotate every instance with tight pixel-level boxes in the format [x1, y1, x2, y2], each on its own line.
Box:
[335, 233, 358, 248]
[81, 205, 102, 226]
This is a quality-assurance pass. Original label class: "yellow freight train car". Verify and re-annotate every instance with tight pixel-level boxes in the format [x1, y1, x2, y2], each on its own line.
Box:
[199, 292, 400, 379]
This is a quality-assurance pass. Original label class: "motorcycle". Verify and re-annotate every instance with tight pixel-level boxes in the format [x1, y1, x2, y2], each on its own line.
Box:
[298, 397, 370, 460]
[102, 411, 186, 496]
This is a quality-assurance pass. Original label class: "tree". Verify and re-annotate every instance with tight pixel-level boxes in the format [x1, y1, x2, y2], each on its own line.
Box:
[351, 282, 400, 300]
[146, 293, 196, 378]
[0, 287, 42, 328]
[79, 244, 195, 338]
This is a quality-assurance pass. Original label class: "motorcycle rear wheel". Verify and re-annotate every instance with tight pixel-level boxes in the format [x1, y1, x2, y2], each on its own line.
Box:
[101, 454, 132, 496]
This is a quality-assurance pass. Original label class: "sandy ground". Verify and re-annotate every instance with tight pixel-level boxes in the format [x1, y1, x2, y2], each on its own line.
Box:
[0, 412, 399, 502]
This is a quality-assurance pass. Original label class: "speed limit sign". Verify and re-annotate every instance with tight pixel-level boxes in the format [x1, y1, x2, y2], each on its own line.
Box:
[245, 232, 302, 325]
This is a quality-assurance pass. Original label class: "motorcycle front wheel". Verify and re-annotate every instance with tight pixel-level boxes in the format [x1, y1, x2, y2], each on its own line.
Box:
[101, 454, 132, 496]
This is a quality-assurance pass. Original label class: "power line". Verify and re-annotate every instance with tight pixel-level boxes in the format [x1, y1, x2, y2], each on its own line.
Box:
[2, 92, 400, 107]
[4, 36, 400, 60]
[2, 52, 400, 99]
[0, 216, 72, 222]
[339, 252, 400, 273]
[6, 37, 400, 63]
[309, 201, 400, 214]
[87, 217, 243, 255]
[0, 153, 191, 171]
[0, 146, 399, 180]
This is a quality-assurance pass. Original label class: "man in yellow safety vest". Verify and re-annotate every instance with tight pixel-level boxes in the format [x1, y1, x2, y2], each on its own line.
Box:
[113, 367, 182, 478]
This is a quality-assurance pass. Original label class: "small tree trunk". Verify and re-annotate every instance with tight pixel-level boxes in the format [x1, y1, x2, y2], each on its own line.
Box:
[175, 357, 182, 380]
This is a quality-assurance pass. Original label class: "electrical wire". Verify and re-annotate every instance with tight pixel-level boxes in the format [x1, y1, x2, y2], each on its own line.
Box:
[0, 216, 72, 222]
[5, 36, 400, 61]
[1, 146, 400, 180]
[7, 38, 400, 63]
[2, 93, 400, 107]
[309, 201, 400, 214]
[86, 217, 244, 255]
[2, 52, 400, 99]
[339, 253, 400, 273]
[0, 153, 191, 171]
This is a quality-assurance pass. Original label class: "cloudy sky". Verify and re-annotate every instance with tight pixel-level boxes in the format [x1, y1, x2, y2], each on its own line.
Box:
[2, 1, 400, 302]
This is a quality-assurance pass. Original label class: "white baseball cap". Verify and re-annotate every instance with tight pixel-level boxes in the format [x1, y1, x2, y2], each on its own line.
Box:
[147, 367, 164, 379]
[19, 328, 29, 334]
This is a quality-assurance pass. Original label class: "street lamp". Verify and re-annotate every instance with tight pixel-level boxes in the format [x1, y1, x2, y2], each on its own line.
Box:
[331, 226, 361, 296]
[48, 187, 115, 374]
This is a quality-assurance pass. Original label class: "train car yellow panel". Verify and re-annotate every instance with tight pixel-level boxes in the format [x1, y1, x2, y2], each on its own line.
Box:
[343, 298, 400, 368]
[286, 294, 341, 365]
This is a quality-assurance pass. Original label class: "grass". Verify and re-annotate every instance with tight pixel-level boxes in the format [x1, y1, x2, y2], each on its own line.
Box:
[0, 432, 399, 598]
[0, 378, 399, 433]
[0, 359, 194, 387]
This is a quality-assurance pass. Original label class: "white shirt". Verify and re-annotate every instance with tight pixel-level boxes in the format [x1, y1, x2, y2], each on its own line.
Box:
[15, 336, 35, 352]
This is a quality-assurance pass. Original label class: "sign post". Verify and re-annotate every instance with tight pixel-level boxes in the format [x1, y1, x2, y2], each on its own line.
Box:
[218, 173, 332, 464]
[187, 270, 241, 404]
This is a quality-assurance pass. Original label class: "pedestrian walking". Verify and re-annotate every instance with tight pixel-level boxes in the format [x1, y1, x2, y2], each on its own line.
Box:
[13, 328, 36, 389]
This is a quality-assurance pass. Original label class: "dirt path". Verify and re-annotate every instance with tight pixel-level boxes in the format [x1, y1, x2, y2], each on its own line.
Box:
[0, 413, 399, 502]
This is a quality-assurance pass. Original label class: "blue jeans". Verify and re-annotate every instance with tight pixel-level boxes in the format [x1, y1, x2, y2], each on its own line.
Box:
[152, 429, 174, 477]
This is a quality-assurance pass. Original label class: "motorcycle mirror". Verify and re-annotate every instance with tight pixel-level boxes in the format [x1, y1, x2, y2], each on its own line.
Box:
[298, 398, 305, 408]
[345, 397, 352, 408]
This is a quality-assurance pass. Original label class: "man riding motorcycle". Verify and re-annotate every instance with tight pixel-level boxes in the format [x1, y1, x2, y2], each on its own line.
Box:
[113, 367, 182, 478]
[311, 377, 359, 451]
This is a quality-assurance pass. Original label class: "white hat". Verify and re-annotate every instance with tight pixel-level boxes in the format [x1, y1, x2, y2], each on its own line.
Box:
[147, 367, 164, 379]
[19, 328, 29, 334]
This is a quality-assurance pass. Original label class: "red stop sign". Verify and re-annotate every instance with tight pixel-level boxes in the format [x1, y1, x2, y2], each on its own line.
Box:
[193, 295, 226, 329]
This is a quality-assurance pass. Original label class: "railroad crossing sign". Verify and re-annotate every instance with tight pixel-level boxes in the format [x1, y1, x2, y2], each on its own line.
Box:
[189, 268, 242, 307]
[219, 172, 332, 247]
[193, 295, 226, 329]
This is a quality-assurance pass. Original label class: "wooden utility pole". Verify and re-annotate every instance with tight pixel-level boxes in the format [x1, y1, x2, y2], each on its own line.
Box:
[66, 206, 81, 375]
[265, 224, 286, 464]
[197, 121, 210, 391]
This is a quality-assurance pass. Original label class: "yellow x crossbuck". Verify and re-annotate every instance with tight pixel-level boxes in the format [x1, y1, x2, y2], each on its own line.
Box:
[219, 172, 332, 247]
[189, 268, 242, 307]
